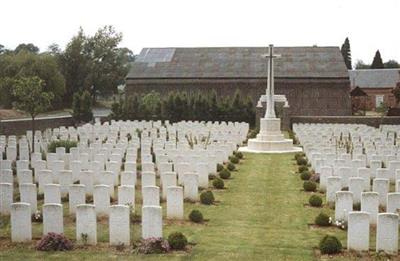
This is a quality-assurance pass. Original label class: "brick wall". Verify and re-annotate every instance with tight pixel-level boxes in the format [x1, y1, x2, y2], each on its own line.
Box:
[291, 116, 400, 128]
[0, 116, 75, 136]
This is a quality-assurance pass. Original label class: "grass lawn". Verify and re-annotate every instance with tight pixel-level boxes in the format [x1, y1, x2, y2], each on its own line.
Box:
[0, 153, 354, 260]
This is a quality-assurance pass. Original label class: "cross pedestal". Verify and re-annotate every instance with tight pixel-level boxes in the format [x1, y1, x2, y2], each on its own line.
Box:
[239, 44, 302, 154]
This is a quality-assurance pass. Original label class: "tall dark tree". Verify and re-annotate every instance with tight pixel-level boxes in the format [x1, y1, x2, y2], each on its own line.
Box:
[14, 43, 39, 54]
[371, 50, 384, 69]
[384, 60, 400, 68]
[340, 37, 352, 69]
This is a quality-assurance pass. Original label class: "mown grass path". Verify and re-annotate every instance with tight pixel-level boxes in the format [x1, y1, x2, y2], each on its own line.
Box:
[0, 153, 346, 260]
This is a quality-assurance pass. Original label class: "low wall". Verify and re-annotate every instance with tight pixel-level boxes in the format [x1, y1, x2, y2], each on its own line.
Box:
[0, 115, 75, 136]
[290, 116, 400, 128]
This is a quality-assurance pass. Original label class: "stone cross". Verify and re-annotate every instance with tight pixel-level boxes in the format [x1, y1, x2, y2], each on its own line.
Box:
[263, 44, 281, 119]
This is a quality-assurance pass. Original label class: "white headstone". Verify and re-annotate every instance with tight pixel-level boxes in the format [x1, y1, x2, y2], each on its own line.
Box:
[142, 206, 162, 239]
[118, 185, 135, 206]
[44, 184, 61, 204]
[167, 186, 184, 219]
[361, 192, 379, 224]
[335, 191, 353, 221]
[43, 203, 63, 234]
[109, 205, 130, 246]
[93, 185, 110, 215]
[69, 184, 86, 214]
[142, 186, 160, 206]
[76, 204, 97, 245]
[10, 202, 32, 242]
[19, 183, 37, 214]
[184, 173, 199, 201]
[347, 211, 370, 251]
[0, 183, 13, 214]
[376, 213, 399, 255]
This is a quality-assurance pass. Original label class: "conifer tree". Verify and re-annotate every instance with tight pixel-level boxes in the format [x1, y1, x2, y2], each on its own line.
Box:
[340, 37, 352, 69]
[371, 50, 384, 69]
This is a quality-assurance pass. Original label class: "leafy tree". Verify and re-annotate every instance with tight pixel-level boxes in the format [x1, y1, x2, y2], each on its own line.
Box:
[384, 60, 400, 68]
[59, 28, 90, 105]
[355, 60, 370, 69]
[371, 50, 384, 69]
[340, 37, 352, 69]
[84, 26, 131, 103]
[12, 76, 54, 150]
[0, 51, 65, 107]
[14, 43, 39, 54]
[71, 90, 93, 123]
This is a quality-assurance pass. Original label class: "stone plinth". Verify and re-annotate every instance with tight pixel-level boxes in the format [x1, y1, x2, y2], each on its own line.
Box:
[240, 117, 302, 154]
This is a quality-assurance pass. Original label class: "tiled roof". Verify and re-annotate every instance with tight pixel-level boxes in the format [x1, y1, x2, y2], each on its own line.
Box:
[127, 46, 349, 79]
[349, 69, 400, 88]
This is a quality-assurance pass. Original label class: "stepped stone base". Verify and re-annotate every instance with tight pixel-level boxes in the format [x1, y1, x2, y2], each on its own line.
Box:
[239, 117, 302, 154]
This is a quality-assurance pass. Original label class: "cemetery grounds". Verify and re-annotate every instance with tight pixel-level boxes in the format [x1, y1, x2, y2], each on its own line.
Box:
[1, 151, 365, 261]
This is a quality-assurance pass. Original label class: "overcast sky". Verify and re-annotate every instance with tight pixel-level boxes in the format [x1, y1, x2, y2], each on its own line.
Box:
[1, 0, 399, 65]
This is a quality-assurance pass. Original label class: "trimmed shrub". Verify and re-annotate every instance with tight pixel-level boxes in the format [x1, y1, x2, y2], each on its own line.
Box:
[294, 152, 305, 161]
[303, 181, 317, 192]
[200, 191, 215, 205]
[300, 171, 311, 181]
[353, 202, 361, 211]
[36, 233, 73, 251]
[217, 163, 224, 172]
[298, 165, 308, 173]
[189, 209, 204, 223]
[167, 232, 188, 250]
[309, 195, 323, 207]
[47, 140, 77, 153]
[315, 213, 330, 227]
[212, 178, 224, 189]
[235, 152, 243, 159]
[229, 155, 239, 164]
[219, 169, 231, 179]
[296, 157, 308, 166]
[319, 235, 342, 255]
[227, 162, 236, 171]
[137, 237, 170, 254]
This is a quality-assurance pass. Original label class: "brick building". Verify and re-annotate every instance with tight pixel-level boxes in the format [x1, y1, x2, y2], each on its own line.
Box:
[126, 46, 352, 116]
[349, 69, 400, 111]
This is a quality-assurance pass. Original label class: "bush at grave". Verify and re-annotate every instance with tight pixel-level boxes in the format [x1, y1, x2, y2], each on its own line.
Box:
[294, 152, 305, 161]
[137, 238, 170, 254]
[303, 181, 317, 192]
[208, 174, 216, 180]
[189, 209, 204, 223]
[298, 165, 308, 173]
[36, 233, 73, 251]
[296, 157, 308, 166]
[235, 151, 243, 159]
[31, 210, 43, 223]
[217, 164, 224, 172]
[227, 162, 236, 171]
[319, 235, 342, 255]
[353, 202, 361, 211]
[137, 163, 142, 171]
[213, 178, 225, 189]
[219, 169, 231, 179]
[341, 187, 349, 191]
[309, 195, 322, 207]
[47, 140, 78, 153]
[167, 232, 188, 250]
[310, 173, 320, 183]
[229, 155, 239, 164]
[300, 171, 311, 181]
[200, 191, 215, 205]
[315, 213, 331, 226]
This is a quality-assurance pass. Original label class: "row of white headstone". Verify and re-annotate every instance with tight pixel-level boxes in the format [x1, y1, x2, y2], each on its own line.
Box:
[294, 123, 400, 254]
[10, 202, 163, 245]
[0, 120, 248, 244]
